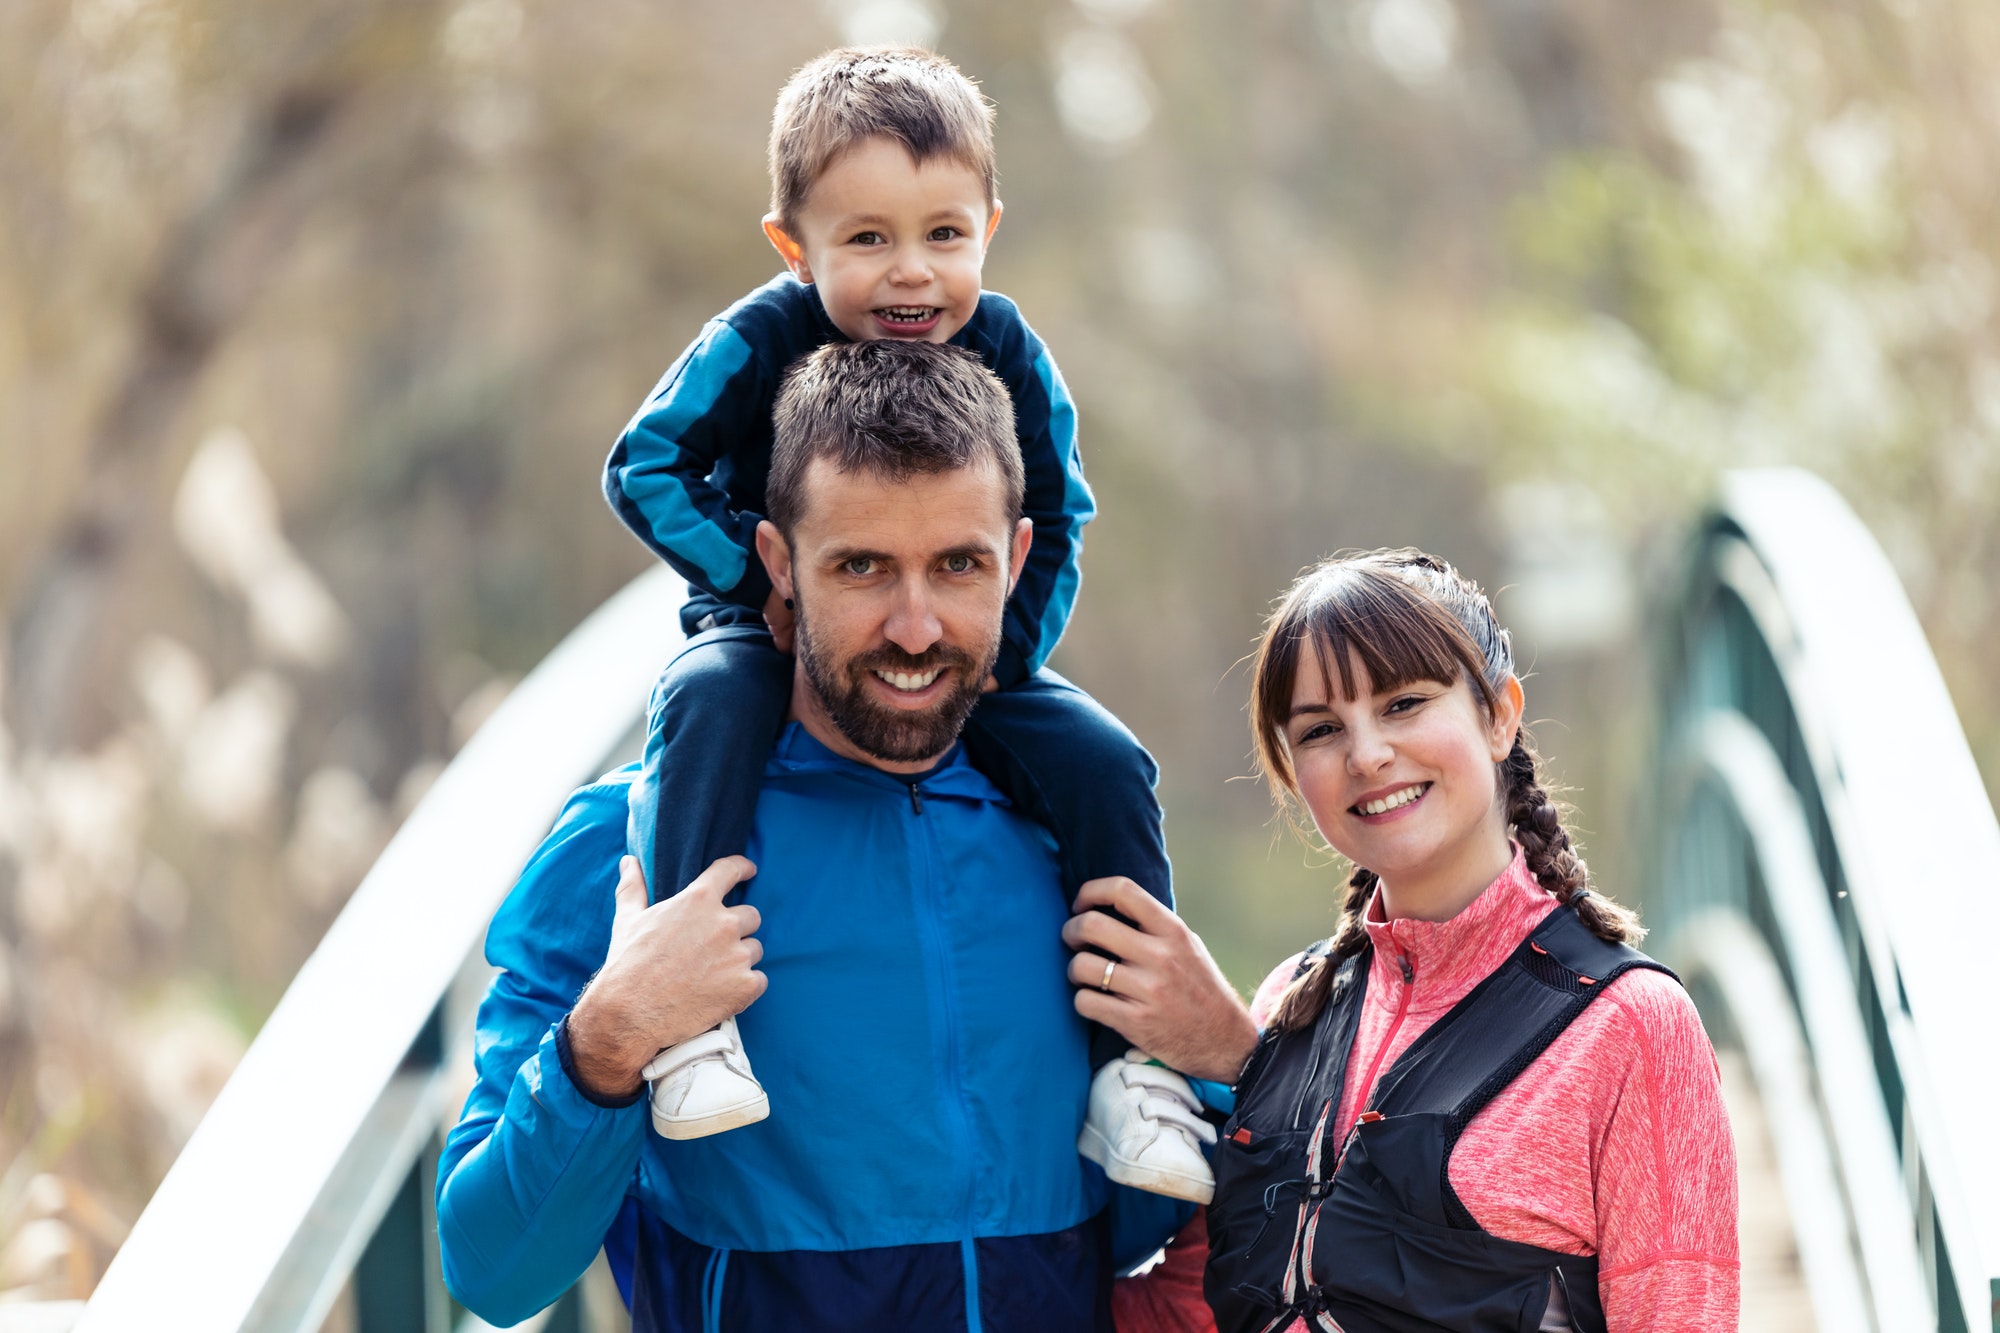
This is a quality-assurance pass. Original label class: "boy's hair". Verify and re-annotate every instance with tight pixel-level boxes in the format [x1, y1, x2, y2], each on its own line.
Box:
[769, 47, 997, 231]
[1247, 548, 1646, 1032]
[768, 340, 1023, 536]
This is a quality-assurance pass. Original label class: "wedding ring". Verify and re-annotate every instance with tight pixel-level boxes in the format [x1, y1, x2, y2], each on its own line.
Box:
[1098, 959, 1118, 993]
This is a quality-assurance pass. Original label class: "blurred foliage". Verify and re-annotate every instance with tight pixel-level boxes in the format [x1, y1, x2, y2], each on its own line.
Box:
[1, 0, 1996, 1302]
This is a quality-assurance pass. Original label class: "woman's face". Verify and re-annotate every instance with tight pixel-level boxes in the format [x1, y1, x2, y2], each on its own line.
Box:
[1283, 641, 1520, 902]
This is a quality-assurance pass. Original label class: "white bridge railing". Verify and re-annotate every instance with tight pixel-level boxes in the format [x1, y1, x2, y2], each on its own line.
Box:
[76, 568, 686, 1333]
[1651, 469, 2000, 1333]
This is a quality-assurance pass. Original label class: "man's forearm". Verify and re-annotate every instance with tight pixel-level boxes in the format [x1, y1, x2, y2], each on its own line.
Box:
[438, 1024, 649, 1325]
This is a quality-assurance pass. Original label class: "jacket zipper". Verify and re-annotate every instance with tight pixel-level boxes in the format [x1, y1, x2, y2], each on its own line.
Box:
[1336, 953, 1415, 1169]
[905, 781, 981, 1331]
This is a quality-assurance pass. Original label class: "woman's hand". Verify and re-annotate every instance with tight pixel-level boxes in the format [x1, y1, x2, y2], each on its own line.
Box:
[1063, 877, 1260, 1084]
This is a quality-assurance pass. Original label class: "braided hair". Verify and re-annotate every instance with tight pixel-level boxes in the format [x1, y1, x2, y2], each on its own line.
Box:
[1250, 549, 1644, 1033]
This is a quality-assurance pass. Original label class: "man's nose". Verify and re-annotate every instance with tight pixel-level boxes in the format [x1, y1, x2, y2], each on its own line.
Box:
[884, 576, 943, 655]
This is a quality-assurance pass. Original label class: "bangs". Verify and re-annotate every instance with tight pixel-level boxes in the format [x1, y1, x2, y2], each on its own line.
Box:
[1301, 570, 1478, 704]
[1250, 557, 1498, 798]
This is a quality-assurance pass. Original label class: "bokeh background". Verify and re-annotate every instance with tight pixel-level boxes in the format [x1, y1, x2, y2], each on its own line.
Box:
[3, 0, 1998, 1313]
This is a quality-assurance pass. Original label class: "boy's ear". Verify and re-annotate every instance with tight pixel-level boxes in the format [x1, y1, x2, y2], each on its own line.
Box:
[756, 519, 795, 598]
[982, 199, 1004, 247]
[763, 216, 811, 282]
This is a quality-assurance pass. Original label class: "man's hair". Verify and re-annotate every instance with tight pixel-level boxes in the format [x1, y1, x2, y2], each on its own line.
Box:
[768, 340, 1023, 536]
[769, 47, 997, 231]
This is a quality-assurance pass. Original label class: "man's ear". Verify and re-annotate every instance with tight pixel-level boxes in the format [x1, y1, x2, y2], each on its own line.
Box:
[1005, 516, 1032, 592]
[763, 215, 811, 282]
[756, 519, 795, 600]
[1490, 674, 1525, 762]
[982, 199, 1004, 248]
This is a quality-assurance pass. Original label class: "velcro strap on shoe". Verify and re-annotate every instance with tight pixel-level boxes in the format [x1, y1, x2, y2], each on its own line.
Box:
[640, 1027, 738, 1082]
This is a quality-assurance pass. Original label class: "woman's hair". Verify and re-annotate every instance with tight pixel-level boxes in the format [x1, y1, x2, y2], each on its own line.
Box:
[1249, 548, 1644, 1032]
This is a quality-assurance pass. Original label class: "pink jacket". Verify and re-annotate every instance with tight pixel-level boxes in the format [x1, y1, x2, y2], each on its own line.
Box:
[1114, 851, 1740, 1333]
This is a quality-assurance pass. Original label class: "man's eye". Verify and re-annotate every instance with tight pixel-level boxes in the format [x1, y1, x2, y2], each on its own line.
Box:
[943, 554, 976, 574]
[844, 557, 876, 576]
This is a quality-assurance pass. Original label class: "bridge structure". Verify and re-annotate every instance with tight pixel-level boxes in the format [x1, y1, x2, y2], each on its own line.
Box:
[61, 467, 2000, 1332]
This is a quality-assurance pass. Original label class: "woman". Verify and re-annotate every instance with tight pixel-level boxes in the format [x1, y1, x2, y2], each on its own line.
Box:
[1068, 549, 1739, 1332]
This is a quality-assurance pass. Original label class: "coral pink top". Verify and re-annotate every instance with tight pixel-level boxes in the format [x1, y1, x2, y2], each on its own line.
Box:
[1114, 851, 1740, 1333]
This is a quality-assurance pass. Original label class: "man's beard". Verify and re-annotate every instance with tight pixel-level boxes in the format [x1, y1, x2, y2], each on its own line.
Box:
[795, 604, 996, 764]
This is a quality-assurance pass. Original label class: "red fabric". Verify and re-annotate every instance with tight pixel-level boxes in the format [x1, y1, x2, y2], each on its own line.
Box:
[1116, 851, 1739, 1332]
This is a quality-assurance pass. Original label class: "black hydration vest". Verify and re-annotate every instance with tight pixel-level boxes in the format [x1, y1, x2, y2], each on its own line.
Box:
[1204, 903, 1676, 1333]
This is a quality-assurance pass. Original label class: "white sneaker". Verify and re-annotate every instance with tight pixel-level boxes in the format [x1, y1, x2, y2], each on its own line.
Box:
[642, 1016, 769, 1140]
[1078, 1050, 1217, 1204]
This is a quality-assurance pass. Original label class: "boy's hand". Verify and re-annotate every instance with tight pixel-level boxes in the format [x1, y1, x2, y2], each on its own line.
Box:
[568, 855, 765, 1099]
[982, 674, 999, 693]
[763, 588, 796, 653]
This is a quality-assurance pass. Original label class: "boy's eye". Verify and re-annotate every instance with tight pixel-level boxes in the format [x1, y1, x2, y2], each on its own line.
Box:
[850, 230, 884, 246]
[928, 226, 961, 242]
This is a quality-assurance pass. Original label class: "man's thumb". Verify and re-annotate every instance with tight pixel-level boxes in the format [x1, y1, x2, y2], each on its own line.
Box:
[614, 855, 650, 919]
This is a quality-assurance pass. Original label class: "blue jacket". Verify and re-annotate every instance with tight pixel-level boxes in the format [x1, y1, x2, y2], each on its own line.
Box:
[437, 725, 1186, 1331]
[601, 273, 1093, 688]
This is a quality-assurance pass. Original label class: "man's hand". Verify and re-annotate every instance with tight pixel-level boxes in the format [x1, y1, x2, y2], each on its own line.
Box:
[567, 855, 765, 1100]
[763, 588, 796, 653]
[1062, 878, 1259, 1084]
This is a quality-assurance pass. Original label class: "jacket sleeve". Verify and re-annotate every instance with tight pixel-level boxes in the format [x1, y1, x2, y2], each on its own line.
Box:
[991, 313, 1094, 687]
[603, 320, 778, 614]
[1592, 973, 1742, 1332]
[436, 779, 654, 1326]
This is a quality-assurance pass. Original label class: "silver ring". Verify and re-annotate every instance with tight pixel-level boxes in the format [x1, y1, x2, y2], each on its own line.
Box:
[1098, 959, 1118, 993]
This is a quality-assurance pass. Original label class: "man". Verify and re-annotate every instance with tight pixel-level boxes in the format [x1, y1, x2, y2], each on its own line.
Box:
[437, 340, 1216, 1332]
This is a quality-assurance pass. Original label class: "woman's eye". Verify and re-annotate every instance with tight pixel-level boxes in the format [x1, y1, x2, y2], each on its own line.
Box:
[1387, 694, 1426, 714]
[1297, 722, 1336, 744]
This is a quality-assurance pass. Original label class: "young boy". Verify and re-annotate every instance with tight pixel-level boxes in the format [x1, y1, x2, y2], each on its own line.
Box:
[603, 47, 1213, 1203]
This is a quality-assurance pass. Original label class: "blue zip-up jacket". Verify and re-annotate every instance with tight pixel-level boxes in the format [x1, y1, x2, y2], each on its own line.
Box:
[438, 726, 1185, 1331]
[601, 274, 1093, 688]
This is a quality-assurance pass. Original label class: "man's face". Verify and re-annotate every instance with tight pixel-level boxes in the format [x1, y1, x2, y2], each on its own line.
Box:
[759, 456, 1030, 773]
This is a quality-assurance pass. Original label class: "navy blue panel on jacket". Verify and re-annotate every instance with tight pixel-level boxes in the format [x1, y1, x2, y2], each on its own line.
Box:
[601, 273, 1094, 687]
[437, 726, 1183, 1332]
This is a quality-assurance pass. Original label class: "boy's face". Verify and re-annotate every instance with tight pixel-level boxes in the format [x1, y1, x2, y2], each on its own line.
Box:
[765, 136, 1000, 345]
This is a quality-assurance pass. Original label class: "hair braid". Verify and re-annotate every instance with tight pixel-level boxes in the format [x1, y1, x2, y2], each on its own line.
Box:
[1269, 866, 1377, 1032]
[1501, 735, 1644, 946]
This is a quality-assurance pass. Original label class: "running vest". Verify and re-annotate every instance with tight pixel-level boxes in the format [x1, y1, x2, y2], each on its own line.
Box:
[1203, 903, 1676, 1333]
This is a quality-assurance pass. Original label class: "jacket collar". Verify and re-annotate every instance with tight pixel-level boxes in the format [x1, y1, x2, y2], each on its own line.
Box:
[1359, 847, 1559, 1012]
[766, 721, 999, 802]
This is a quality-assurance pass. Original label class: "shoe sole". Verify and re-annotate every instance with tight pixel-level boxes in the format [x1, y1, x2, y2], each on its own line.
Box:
[1078, 1123, 1215, 1204]
[652, 1092, 771, 1141]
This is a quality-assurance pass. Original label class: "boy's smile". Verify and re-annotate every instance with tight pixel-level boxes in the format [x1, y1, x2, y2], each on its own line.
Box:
[763, 135, 1000, 346]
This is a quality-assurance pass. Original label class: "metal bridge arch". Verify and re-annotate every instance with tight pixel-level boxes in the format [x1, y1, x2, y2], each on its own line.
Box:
[1651, 468, 2000, 1332]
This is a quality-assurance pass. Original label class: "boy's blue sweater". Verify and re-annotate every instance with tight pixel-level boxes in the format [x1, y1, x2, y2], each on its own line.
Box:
[602, 274, 1093, 689]
[436, 727, 1186, 1331]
